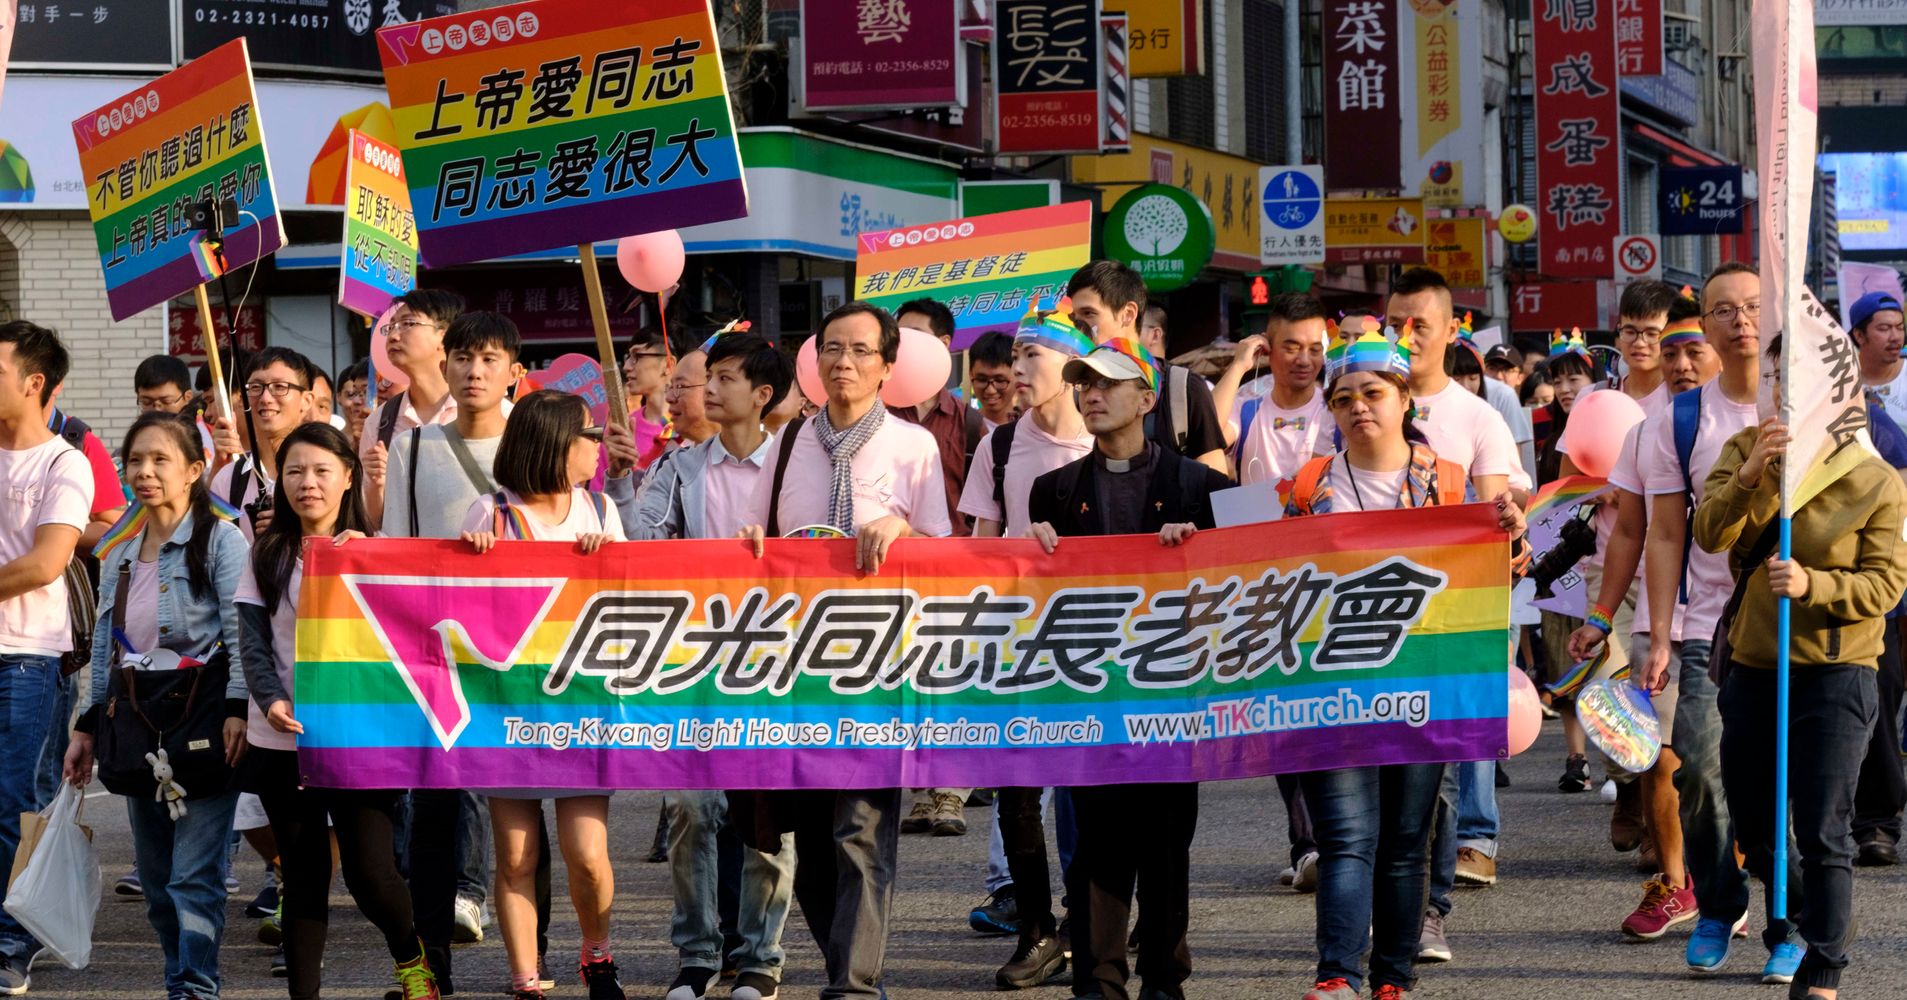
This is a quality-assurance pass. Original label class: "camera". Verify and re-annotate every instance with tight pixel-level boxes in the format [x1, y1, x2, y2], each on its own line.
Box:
[1530, 504, 1599, 600]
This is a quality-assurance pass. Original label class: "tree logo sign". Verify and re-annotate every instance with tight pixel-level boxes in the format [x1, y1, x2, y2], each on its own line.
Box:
[1104, 183, 1215, 293]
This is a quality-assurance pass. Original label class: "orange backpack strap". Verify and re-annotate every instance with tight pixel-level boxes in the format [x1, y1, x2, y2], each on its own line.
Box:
[1432, 458, 1470, 507]
[1290, 455, 1333, 515]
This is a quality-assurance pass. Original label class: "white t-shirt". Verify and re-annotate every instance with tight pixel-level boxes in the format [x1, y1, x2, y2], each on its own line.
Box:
[1640, 378, 1759, 641]
[1223, 373, 1277, 438]
[1482, 376, 1536, 478]
[1408, 380, 1532, 492]
[958, 411, 1093, 536]
[461, 487, 626, 542]
[1327, 460, 1407, 512]
[234, 556, 299, 752]
[210, 458, 274, 544]
[1867, 365, 1907, 431]
[385, 424, 503, 540]
[1238, 390, 1329, 486]
[0, 436, 94, 656]
[1587, 383, 1669, 634]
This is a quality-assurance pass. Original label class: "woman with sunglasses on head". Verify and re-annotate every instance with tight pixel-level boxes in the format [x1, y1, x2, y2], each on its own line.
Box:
[236, 422, 442, 1000]
[1285, 320, 1527, 1000]
[459, 390, 626, 1000]
[63, 412, 249, 1000]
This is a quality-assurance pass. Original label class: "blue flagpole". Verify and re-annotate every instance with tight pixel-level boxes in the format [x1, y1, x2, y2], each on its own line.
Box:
[1773, 515, 1793, 918]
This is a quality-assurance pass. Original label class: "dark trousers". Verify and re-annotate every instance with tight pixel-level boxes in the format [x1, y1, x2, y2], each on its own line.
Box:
[790, 789, 900, 1000]
[1066, 783, 1197, 1000]
[1719, 663, 1877, 993]
[999, 786, 1056, 943]
[1853, 620, 1907, 846]
[1278, 774, 1316, 866]
[407, 789, 489, 984]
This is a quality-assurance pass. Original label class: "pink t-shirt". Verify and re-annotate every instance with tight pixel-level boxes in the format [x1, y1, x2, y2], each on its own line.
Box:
[748, 415, 953, 537]
[121, 559, 161, 655]
[234, 556, 299, 752]
[633, 409, 668, 460]
[703, 439, 768, 541]
[1641, 378, 1759, 641]
[1596, 384, 1669, 635]
[1238, 391, 1329, 486]
[0, 436, 94, 656]
[461, 488, 626, 542]
[958, 412, 1093, 537]
[1409, 380, 1532, 492]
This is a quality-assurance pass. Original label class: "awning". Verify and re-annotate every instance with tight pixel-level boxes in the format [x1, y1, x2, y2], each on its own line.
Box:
[1629, 122, 1727, 169]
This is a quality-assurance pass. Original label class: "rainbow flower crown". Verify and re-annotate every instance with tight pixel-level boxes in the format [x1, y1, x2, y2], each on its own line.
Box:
[697, 317, 753, 355]
[1548, 327, 1591, 364]
[1324, 317, 1414, 384]
[1015, 296, 1095, 359]
[1455, 311, 1484, 363]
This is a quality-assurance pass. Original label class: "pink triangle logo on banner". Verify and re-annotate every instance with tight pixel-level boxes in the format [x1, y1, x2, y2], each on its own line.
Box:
[342, 576, 567, 750]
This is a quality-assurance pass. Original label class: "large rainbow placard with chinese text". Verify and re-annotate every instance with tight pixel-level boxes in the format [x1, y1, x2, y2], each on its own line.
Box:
[294, 505, 1512, 790]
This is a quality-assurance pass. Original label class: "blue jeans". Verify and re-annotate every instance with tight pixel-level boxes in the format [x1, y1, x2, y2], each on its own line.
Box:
[1300, 763, 1444, 993]
[0, 654, 60, 963]
[32, 672, 74, 810]
[666, 790, 795, 978]
[1669, 639, 1754, 924]
[1454, 760, 1498, 853]
[128, 790, 240, 1000]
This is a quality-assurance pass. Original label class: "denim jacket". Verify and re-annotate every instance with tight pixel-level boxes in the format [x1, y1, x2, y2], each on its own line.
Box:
[85, 510, 249, 712]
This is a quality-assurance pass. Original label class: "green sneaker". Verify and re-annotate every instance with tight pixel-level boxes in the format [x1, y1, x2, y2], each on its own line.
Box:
[258, 892, 283, 946]
[394, 949, 441, 1000]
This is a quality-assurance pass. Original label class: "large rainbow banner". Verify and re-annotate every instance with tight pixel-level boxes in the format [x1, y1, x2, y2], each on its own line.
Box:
[294, 505, 1511, 790]
[376, 0, 748, 268]
[854, 201, 1094, 350]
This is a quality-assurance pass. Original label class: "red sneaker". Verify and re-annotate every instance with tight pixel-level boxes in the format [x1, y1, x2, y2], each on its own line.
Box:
[1302, 978, 1357, 1000]
[1371, 986, 1409, 1000]
[1621, 876, 1698, 940]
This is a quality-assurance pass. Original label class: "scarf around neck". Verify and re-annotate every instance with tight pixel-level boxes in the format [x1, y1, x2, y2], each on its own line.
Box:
[814, 403, 886, 533]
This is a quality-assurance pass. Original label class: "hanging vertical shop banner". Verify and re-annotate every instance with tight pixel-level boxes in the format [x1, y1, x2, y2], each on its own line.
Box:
[1397, 0, 1484, 208]
[339, 130, 419, 318]
[993, 0, 1105, 154]
[852, 201, 1093, 349]
[292, 505, 1514, 790]
[1754, 0, 1873, 514]
[72, 39, 287, 322]
[1531, 0, 1622, 279]
[376, 0, 749, 268]
[1616, 0, 1663, 77]
[799, 0, 963, 111]
[1424, 217, 1487, 288]
[1118, 0, 1204, 77]
[1322, 0, 1401, 192]
[1102, 12, 1131, 152]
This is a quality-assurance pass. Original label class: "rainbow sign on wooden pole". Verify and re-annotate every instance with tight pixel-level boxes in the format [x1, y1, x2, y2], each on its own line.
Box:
[339, 130, 419, 318]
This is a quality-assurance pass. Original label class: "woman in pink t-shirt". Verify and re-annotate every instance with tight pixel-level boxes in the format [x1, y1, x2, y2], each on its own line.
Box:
[458, 391, 624, 1000]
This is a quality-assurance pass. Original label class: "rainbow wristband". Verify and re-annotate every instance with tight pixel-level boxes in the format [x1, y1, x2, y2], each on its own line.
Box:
[1585, 604, 1615, 635]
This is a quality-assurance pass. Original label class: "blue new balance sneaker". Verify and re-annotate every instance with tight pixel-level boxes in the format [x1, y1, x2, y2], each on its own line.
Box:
[1686, 914, 1748, 972]
[1761, 942, 1805, 984]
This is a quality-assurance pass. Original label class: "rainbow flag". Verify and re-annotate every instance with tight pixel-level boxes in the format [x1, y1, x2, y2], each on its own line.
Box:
[1527, 475, 1610, 526]
[374, 0, 748, 269]
[294, 505, 1512, 790]
[854, 202, 1094, 351]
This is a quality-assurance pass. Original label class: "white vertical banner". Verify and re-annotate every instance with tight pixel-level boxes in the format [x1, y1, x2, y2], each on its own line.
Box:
[1754, 0, 1870, 515]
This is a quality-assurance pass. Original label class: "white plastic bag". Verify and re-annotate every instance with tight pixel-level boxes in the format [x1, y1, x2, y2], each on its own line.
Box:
[3, 782, 99, 969]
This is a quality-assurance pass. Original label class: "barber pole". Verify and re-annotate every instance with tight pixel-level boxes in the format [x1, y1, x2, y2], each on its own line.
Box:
[1103, 13, 1131, 153]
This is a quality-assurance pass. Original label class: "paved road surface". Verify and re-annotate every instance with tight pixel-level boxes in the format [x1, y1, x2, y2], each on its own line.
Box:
[38, 727, 1907, 999]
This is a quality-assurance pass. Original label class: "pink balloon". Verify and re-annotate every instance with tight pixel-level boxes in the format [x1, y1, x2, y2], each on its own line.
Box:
[795, 336, 826, 408]
[1559, 388, 1645, 478]
[616, 231, 686, 293]
[1507, 666, 1543, 757]
[879, 327, 954, 408]
[370, 303, 410, 394]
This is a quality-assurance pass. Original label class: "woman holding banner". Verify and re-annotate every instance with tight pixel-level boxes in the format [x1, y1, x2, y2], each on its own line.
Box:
[1282, 321, 1526, 1000]
[237, 423, 443, 1000]
[1692, 335, 1907, 998]
[459, 390, 627, 1000]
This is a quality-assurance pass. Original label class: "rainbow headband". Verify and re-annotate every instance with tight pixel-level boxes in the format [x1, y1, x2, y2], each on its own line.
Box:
[1325, 318, 1414, 384]
[697, 317, 752, 355]
[1098, 336, 1161, 392]
[1014, 297, 1094, 359]
[1549, 327, 1592, 365]
[1659, 316, 1703, 347]
[92, 495, 244, 560]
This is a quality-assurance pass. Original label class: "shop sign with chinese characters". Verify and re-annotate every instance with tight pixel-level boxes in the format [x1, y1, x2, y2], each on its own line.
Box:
[800, 0, 963, 111]
[1120, 0, 1204, 77]
[1616, 0, 1663, 77]
[993, 0, 1104, 154]
[1323, 197, 1425, 265]
[1532, 0, 1623, 279]
[376, 0, 749, 267]
[1322, 0, 1400, 192]
[1103, 183, 1215, 292]
[1424, 217, 1486, 288]
[1399, 0, 1484, 208]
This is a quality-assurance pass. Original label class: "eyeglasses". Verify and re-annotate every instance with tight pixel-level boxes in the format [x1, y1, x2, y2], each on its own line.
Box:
[1076, 375, 1140, 393]
[135, 391, 186, 411]
[664, 381, 706, 398]
[341, 388, 369, 404]
[1616, 324, 1664, 343]
[379, 318, 439, 337]
[243, 380, 308, 399]
[818, 344, 883, 363]
[1706, 302, 1761, 323]
[971, 376, 1013, 389]
[626, 351, 667, 361]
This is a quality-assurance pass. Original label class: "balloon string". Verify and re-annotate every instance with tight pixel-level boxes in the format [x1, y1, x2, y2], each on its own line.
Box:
[656, 290, 676, 442]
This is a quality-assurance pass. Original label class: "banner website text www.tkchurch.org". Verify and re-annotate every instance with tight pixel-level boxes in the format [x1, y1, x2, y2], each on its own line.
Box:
[498, 688, 1435, 752]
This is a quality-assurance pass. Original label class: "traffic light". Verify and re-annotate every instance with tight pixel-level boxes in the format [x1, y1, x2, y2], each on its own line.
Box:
[1250, 275, 1270, 307]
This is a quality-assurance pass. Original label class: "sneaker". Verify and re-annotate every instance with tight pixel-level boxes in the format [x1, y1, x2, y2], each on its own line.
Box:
[259, 894, 284, 947]
[730, 971, 779, 1000]
[270, 945, 288, 978]
[900, 796, 935, 834]
[664, 967, 715, 1000]
[1686, 915, 1742, 972]
[996, 934, 1067, 989]
[115, 868, 143, 897]
[537, 954, 556, 992]
[393, 952, 442, 1000]
[1056, 914, 1072, 959]
[225, 869, 242, 896]
[1610, 781, 1645, 852]
[1292, 851, 1321, 894]
[0, 954, 27, 996]
[930, 791, 968, 836]
[1761, 942, 1804, 984]
[453, 895, 485, 945]
[1302, 978, 1357, 1000]
[1856, 834, 1900, 866]
[581, 957, 626, 1000]
[1453, 847, 1497, 886]
[1620, 877, 1697, 940]
[511, 992, 545, 1000]
[1277, 864, 1297, 886]
[1371, 986, 1407, 1000]
[1539, 699, 1561, 720]
[969, 887, 1020, 936]
[1417, 910, 1452, 962]
[246, 872, 281, 918]
[1598, 778, 1619, 803]
[966, 789, 996, 807]
[1558, 754, 1592, 793]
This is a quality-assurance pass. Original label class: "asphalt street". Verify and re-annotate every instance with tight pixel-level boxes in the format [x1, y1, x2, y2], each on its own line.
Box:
[38, 725, 1907, 999]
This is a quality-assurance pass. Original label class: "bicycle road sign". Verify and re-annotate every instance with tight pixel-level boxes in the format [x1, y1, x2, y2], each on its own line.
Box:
[1260, 165, 1325, 266]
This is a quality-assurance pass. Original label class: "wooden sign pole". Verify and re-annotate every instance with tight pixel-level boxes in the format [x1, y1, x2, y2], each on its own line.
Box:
[194, 283, 234, 422]
[576, 243, 631, 430]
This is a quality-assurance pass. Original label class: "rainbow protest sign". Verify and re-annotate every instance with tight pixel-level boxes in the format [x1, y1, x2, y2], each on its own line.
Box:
[72, 39, 285, 322]
[854, 201, 1094, 350]
[375, 0, 748, 268]
[294, 505, 1512, 790]
[339, 131, 418, 318]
